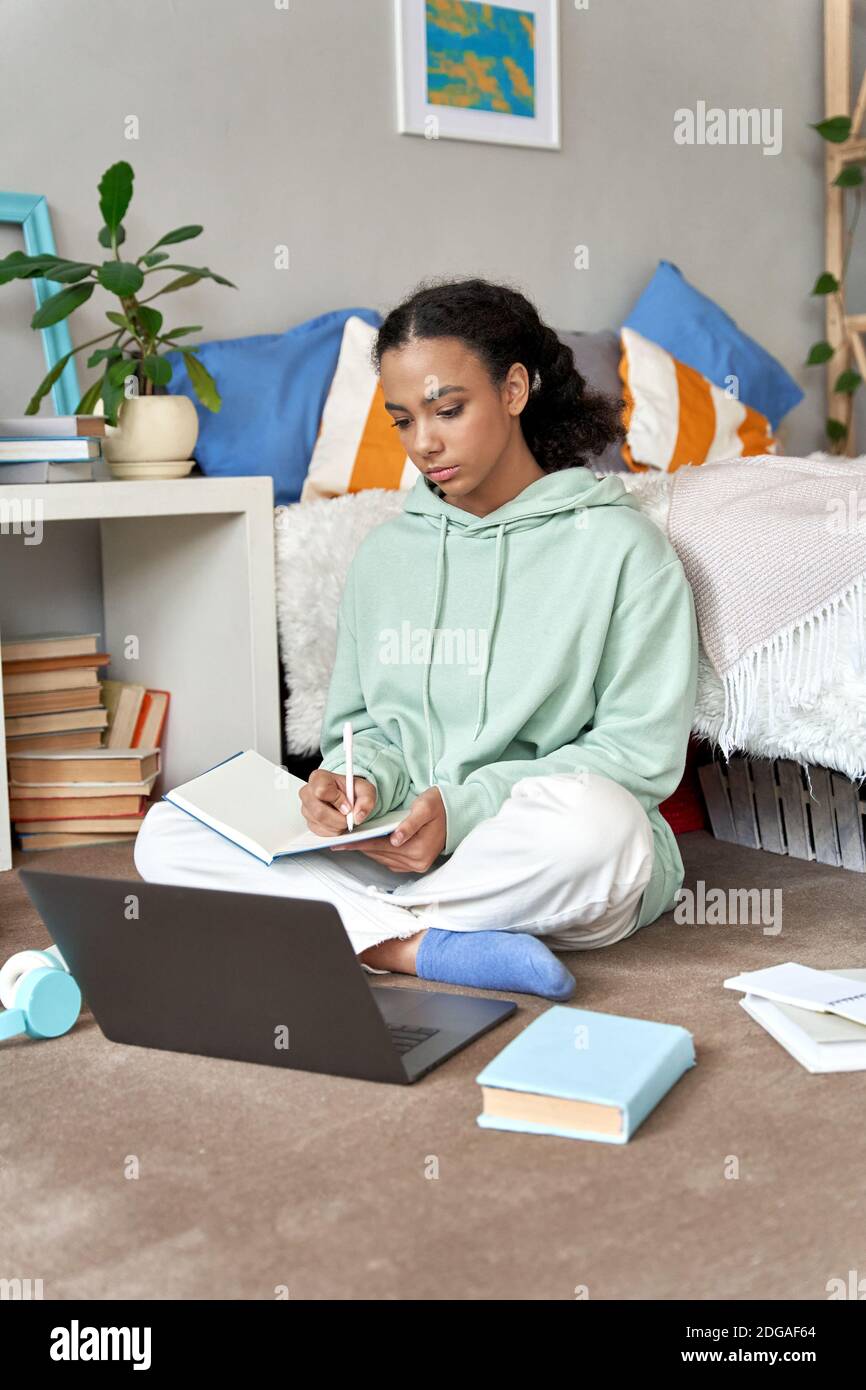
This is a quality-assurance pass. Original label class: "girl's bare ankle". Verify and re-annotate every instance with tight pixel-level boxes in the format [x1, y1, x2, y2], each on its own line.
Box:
[361, 929, 426, 975]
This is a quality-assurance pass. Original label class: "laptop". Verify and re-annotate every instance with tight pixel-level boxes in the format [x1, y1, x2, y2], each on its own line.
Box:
[19, 870, 517, 1085]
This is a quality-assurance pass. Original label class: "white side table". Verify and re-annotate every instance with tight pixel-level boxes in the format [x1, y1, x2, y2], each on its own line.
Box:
[0, 476, 282, 870]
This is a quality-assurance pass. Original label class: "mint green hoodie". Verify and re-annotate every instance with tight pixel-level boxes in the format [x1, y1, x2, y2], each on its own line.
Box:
[319, 466, 698, 932]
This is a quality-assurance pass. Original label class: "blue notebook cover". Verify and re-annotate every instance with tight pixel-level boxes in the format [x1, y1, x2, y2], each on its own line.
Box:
[475, 1005, 696, 1144]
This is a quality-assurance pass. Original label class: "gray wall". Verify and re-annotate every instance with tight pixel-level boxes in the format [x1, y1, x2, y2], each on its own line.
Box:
[0, 0, 843, 461]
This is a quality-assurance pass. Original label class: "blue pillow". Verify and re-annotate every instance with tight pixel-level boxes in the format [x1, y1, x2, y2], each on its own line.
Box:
[164, 306, 382, 504]
[622, 261, 803, 430]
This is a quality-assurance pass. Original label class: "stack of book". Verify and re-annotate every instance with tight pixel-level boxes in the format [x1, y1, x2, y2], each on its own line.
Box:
[0, 414, 105, 483]
[727, 963, 866, 1073]
[3, 632, 170, 850]
[9, 749, 161, 851]
[4, 634, 111, 754]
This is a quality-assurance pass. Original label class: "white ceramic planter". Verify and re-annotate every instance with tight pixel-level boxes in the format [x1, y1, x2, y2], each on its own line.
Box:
[103, 395, 199, 480]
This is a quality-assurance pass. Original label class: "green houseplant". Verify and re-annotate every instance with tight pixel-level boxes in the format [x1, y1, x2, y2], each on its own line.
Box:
[0, 160, 235, 478]
[807, 114, 864, 454]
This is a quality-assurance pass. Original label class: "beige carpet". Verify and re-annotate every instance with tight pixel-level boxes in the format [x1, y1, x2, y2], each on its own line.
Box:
[2, 830, 865, 1301]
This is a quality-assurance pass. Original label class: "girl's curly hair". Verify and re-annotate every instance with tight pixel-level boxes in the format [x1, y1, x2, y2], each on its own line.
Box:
[373, 275, 625, 473]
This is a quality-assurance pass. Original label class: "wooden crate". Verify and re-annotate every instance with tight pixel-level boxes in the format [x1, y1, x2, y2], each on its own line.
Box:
[698, 755, 866, 871]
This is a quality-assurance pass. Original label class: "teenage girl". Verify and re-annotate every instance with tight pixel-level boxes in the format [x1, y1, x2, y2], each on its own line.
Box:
[135, 277, 698, 1001]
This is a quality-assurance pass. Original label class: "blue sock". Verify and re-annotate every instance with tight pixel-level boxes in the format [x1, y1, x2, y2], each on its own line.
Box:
[415, 927, 576, 1001]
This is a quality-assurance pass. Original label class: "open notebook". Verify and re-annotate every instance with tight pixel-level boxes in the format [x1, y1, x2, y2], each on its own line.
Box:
[163, 749, 412, 866]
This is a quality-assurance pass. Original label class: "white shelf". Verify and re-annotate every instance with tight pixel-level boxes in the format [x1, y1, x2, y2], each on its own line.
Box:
[0, 476, 282, 870]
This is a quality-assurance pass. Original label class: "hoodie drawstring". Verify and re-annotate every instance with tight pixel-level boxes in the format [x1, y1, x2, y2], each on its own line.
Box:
[473, 521, 505, 740]
[422, 515, 506, 787]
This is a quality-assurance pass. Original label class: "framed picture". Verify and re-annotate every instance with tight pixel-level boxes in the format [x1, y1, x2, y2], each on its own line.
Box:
[0, 191, 82, 415]
[395, 0, 560, 150]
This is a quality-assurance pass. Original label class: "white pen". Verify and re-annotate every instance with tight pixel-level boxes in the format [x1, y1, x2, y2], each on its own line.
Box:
[342, 720, 354, 832]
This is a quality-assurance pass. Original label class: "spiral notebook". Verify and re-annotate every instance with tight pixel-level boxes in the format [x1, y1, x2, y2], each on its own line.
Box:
[163, 749, 411, 866]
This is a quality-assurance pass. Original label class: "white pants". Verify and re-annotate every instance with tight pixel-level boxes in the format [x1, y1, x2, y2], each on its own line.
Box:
[132, 771, 655, 971]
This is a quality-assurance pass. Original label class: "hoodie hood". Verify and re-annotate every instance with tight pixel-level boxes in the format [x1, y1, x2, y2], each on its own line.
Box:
[402, 466, 641, 786]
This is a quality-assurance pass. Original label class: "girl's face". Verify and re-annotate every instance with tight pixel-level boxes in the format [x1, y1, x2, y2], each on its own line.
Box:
[380, 336, 531, 502]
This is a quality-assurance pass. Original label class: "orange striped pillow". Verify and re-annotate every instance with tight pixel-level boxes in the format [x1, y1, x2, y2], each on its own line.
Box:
[300, 316, 418, 501]
[618, 326, 777, 473]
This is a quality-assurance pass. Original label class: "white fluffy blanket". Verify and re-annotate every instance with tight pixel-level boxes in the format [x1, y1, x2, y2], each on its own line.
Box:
[274, 463, 866, 783]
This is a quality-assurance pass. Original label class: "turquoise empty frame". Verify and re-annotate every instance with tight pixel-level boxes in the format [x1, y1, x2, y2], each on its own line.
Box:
[0, 191, 82, 415]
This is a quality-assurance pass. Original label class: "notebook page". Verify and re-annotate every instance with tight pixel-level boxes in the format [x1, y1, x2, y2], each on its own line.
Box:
[164, 749, 410, 860]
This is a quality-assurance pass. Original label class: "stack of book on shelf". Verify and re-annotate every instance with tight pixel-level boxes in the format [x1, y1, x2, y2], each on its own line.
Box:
[0, 414, 105, 484]
[3, 631, 170, 851]
[4, 634, 111, 753]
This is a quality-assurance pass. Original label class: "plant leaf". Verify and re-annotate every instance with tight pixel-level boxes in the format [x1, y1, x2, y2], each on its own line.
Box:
[98, 224, 126, 248]
[834, 164, 865, 188]
[86, 346, 123, 368]
[107, 357, 139, 387]
[40, 260, 97, 284]
[812, 272, 840, 295]
[806, 340, 835, 365]
[98, 261, 145, 295]
[135, 305, 163, 337]
[24, 353, 72, 414]
[826, 416, 848, 441]
[181, 350, 221, 412]
[142, 354, 173, 386]
[150, 273, 202, 295]
[160, 325, 202, 340]
[74, 378, 105, 416]
[0, 251, 64, 284]
[151, 226, 203, 249]
[100, 368, 125, 426]
[834, 369, 862, 394]
[152, 263, 236, 288]
[98, 161, 134, 234]
[141, 251, 170, 267]
[31, 281, 94, 329]
[105, 310, 135, 329]
[811, 115, 853, 143]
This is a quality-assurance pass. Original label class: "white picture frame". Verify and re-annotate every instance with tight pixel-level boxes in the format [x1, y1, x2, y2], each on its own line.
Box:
[394, 0, 561, 151]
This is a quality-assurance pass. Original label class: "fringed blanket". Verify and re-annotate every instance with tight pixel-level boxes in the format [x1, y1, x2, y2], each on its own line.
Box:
[667, 454, 866, 759]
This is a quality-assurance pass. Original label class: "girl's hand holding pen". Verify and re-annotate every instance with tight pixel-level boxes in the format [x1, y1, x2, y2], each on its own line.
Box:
[300, 769, 377, 838]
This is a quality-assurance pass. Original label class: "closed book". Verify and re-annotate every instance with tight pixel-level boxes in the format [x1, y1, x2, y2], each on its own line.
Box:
[4, 686, 102, 717]
[3, 667, 99, 695]
[5, 708, 108, 737]
[2, 652, 110, 676]
[475, 1005, 696, 1144]
[100, 680, 146, 749]
[0, 438, 101, 462]
[0, 416, 105, 438]
[17, 831, 138, 851]
[10, 794, 146, 819]
[131, 689, 169, 749]
[9, 776, 156, 799]
[1, 633, 100, 663]
[739, 967, 866, 1073]
[8, 748, 160, 786]
[15, 814, 146, 834]
[5, 729, 103, 755]
[0, 460, 93, 483]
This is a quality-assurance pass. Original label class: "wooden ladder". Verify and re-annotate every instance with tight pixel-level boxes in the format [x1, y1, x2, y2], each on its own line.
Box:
[825, 0, 866, 450]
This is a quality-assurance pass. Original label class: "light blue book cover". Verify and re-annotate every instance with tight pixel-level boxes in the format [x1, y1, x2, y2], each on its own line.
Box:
[475, 1005, 696, 1144]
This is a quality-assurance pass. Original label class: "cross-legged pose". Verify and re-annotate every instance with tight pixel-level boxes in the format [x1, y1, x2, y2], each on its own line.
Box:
[134, 277, 699, 1000]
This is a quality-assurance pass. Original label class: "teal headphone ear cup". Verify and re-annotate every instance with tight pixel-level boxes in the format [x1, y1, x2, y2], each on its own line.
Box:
[15, 968, 81, 1040]
[0, 949, 65, 1010]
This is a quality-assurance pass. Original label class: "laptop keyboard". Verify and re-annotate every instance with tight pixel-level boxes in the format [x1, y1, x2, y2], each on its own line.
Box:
[387, 1022, 440, 1055]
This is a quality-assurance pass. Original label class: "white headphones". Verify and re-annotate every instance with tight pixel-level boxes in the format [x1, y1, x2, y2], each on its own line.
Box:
[0, 945, 80, 1042]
